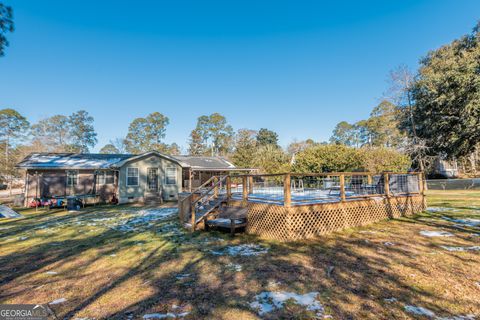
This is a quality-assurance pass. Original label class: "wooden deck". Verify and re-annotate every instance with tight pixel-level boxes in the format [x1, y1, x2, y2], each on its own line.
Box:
[178, 172, 426, 240]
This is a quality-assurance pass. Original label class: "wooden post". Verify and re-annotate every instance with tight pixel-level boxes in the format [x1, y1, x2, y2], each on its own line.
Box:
[242, 176, 248, 206]
[24, 171, 29, 207]
[339, 174, 346, 202]
[367, 174, 372, 185]
[189, 168, 193, 192]
[248, 176, 254, 194]
[226, 176, 232, 200]
[284, 173, 291, 207]
[35, 171, 39, 212]
[190, 202, 196, 232]
[213, 176, 218, 198]
[384, 172, 390, 197]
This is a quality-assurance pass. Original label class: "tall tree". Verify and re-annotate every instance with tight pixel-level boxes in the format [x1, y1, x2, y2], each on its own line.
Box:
[188, 128, 207, 156]
[99, 143, 120, 154]
[287, 139, 317, 155]
[0, 2, 14, 57]
[256, 128, 279, 147]
[253, 144, 290, 174]
[409, 23, 480, 160]
[67, 110, 97, 153]
[125, 112, 170, 154]
[110, 138, 128, 154]
[330, 121, 357, 146]
[386, 65, 428, 171]
[188, 113, 233, 156]
[0, 108, 29, 186]
[361, 100, 404, 148]
[31, 115, 70, 152]
[231, 129, 257, 168]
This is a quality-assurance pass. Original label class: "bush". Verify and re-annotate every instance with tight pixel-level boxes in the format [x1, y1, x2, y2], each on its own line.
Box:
[292, 144, 410, 173]
[292, 145, 364, 173]
[359, 147, 411, 173]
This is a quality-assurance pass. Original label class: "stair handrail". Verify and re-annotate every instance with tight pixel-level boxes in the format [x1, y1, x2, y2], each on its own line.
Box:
[192, 175, 227, 206]
[190, 175, 228, 231]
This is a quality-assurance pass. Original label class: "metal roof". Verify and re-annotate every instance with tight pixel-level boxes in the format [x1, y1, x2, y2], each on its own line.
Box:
[173, 156, 236, 169]
[16, 152, 243, 171]
[16, 153, 133, 170]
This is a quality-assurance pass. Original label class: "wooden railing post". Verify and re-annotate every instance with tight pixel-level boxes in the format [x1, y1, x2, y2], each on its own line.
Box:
[248, 176, 254, 194]
[242, 176, 248, 206]
[367, 174, 372, 185]
[284, 173, 291, 207]
[190, 202, 196, 232]
[384, 172, 390, 197]
[213, 176, 218, 198]
[339, 174, 346, 202]
[226, 176, 231, 200]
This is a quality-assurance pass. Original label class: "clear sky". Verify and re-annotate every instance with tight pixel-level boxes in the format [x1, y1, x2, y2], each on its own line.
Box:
[1, 0, 479, 152]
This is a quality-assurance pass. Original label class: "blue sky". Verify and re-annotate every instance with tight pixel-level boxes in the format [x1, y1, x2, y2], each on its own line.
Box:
[1, 0, 479, 152]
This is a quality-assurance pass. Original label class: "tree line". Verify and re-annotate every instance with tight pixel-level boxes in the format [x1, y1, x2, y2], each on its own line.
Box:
[329, 22, 480, 176]
[1, 4, 479, 181]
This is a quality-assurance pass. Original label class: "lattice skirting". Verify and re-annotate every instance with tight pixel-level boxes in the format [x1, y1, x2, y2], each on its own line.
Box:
[229, 195, 426, 241]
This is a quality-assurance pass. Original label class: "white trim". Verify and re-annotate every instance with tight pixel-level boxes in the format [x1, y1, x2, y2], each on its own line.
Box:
[97, 171, 106, 185]
[66, 170, 78, 186]
[126, 167, 139, 186]
[165, 166, 177, 185]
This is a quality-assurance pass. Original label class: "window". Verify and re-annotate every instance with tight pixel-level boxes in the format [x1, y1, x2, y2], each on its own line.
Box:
[67, 171, 78, 186]
[105, 171, 115, 184]
[97, 171, 106, 185]
[126, 167, 139, 186]
[165, 167, 177, 185]
[97, 171, 114, 185]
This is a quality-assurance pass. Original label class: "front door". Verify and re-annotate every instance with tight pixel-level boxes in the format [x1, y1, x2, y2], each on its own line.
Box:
[147, 168, 159, 192]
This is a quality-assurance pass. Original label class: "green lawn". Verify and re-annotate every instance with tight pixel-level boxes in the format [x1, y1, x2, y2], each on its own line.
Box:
[1, 191, 479, 319]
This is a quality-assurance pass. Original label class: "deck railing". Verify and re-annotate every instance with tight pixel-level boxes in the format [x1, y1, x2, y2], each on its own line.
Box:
[227, 172, 424, 207]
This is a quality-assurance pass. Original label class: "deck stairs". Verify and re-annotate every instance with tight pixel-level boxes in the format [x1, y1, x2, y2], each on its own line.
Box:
[180, 175, 229, 231]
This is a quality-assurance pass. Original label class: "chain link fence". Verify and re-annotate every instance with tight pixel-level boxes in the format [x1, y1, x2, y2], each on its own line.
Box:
[427, 178, 480, 190]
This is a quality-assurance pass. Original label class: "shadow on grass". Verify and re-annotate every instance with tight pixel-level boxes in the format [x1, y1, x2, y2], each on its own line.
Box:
[0, 204, 478, 319]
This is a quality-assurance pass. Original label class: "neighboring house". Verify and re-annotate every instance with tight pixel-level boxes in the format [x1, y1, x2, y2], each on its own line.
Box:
[16, 151, 254, 205]
[432, 158, 459, 178]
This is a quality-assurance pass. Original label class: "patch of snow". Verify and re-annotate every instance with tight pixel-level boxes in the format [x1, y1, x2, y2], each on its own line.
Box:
[109, 254, 117, 257]
[427, 207, 457, 213]
[442, 216, 480, 227]
[175, 273, 190, 280]
[404, 305, 435, 318]
[420, 230, 454, 237]
[49, 298, 67, 305]
[226, 263, 242, 272]
[114, 208, 178, 232]
[143, 312, 190, 319]
[384, 242, 395, 246]
[45, 271, 58, 275]
[19, 236, 28, 241]
[211, 244, 268, 256]
[440, 246, 480, 252]
[250, 291, 324, 316]
[437, 315, 476, 320]
[384, 297, 398, 303]
[0, 205, 22, 218]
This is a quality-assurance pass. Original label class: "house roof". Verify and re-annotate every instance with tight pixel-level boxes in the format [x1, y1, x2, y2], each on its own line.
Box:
[16, 153, 133, 170]
[16, 152, 245, 171]
[111, 151, 189, 168]
[173, 156, 236, 169]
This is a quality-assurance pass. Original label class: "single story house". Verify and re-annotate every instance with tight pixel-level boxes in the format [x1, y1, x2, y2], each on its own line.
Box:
[16, 151, 255, 205]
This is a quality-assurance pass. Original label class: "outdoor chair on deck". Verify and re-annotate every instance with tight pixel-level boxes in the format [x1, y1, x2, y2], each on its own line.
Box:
[204, 206, 248, 236]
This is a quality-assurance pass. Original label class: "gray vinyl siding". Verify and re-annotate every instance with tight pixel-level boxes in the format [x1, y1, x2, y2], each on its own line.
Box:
[118, 154, 182, 203]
